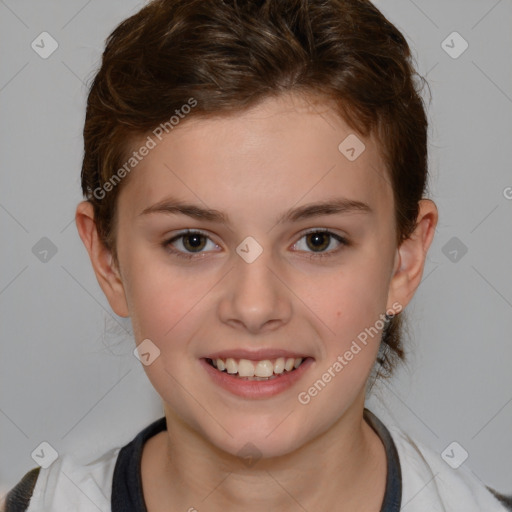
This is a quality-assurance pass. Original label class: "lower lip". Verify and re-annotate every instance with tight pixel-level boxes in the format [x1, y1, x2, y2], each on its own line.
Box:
[200, 357, 314, 399]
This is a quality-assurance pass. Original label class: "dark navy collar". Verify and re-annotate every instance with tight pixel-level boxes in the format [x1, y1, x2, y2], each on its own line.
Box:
[364, 408, 402, 511]
[112, 408, 401, 511]
[112, 416, 166, 512]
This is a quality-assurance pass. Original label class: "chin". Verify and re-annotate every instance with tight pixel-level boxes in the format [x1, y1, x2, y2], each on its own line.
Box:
[203, 417, 307, 461]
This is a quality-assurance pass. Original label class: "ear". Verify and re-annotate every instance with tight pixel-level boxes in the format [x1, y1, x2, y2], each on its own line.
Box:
[75, 201, 130, 318]
[386, 199, 438, 311]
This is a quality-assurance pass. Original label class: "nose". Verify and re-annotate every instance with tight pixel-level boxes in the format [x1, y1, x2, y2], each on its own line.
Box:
[217, 249, 292, 335]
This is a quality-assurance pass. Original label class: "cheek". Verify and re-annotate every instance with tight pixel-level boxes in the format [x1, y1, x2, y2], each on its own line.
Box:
[129, 272, 205, 343]
[301, 255, 390, 381]
[314, 260, 389, 334]
[124, 262, 208, 395]
[120, 246, 203, 343]
[295, 275, 385, 418]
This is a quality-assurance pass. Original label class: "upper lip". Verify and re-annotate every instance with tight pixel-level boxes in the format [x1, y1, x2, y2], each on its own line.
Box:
[204, 349, 312, 361]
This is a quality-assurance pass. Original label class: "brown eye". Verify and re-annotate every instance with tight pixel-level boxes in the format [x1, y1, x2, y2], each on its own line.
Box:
[293, 229, 348, 259]
[305, 232, 331, 252]
[163, 230, 218, 260]
[181, 233, 207, 252]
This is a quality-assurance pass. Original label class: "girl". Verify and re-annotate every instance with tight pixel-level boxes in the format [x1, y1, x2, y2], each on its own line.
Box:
[3, 0, 511, 510]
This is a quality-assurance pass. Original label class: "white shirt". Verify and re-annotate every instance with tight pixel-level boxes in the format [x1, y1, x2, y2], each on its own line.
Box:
[14, 411, 511, 511]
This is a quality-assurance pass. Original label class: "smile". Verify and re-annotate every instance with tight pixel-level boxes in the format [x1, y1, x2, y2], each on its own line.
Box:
[206, 357, 304, 380]
[201, 356, 314, 399]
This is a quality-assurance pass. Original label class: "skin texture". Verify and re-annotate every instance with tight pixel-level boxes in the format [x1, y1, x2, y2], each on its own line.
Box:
[76, 93, 437, 511]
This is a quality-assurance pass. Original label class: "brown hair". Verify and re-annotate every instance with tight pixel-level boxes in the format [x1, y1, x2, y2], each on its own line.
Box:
[81, 0, 430, 378]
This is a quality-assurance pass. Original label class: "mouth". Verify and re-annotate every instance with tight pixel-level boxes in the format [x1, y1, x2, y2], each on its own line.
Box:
[205, 356, 309, 381]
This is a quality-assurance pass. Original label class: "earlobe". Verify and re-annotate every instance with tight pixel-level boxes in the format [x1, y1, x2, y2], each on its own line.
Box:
[75, 201, 130, 318]
[387, 199, 438, 310]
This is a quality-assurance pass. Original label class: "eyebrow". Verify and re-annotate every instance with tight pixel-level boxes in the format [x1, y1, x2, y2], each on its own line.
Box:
[139, 197, 372, 224]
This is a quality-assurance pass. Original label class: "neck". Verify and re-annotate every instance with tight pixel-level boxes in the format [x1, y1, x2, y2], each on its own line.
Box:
[141, 395, 387, 512]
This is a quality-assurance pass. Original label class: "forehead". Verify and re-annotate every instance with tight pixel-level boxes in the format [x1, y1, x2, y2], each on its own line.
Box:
[118, 94, 393, 224]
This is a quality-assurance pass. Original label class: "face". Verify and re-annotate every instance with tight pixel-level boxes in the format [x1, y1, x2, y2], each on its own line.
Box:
[110, 93, 403, 458]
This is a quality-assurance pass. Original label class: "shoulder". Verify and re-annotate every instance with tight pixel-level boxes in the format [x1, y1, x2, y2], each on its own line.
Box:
[1, 416, 167, 512]
[387, 424, 512, 511]
[1, 467, 40, 512]
[2, 447, 120, 512]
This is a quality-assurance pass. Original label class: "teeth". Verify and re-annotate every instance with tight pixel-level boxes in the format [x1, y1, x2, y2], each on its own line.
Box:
[273, 357, 285, 374]
[225, 357, 237, 374]
[238, 359, 255, 377]
[211, 356, 303, 376]
[284, 358, 295, 371]
[254, 360, 274, 377]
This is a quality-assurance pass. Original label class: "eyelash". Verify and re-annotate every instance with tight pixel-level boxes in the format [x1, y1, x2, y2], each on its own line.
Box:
[162, 228, 349, 261]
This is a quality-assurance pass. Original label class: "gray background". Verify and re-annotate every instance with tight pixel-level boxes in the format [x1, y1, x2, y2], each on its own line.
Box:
[1, 0, 511, 498]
